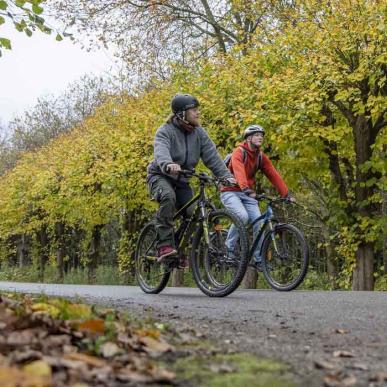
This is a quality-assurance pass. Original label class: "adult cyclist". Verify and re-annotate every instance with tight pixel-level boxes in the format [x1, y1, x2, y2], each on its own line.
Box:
[147, 94, 236, 262]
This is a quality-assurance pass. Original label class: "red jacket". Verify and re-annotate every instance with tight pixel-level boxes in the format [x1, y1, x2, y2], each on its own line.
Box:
[221, 142, 288, 197]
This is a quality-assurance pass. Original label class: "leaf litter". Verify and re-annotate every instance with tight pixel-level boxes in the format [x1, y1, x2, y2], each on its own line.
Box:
[0, 294, 176, 386]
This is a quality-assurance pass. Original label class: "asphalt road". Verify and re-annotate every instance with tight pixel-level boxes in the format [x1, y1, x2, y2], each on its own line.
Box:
[1, 282, 386, 386]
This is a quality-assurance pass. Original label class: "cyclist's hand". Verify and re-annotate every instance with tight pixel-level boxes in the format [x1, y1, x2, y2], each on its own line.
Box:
[285, 192, 296, 202]
[166, 163, 181, 174]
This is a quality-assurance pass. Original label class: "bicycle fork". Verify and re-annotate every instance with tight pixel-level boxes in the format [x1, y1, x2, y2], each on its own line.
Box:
[199, 204, 210, 245]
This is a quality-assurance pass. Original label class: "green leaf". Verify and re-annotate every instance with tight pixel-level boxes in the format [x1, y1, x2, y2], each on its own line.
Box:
[32, 4, 43, 14]
[15, 0, 26, 7]
[0, 37, 11, 50]
[0, 16, 5, 25]
[25, 28, 32, 37]
[55, 34, 63, 41]
[0, 1, 7, 11]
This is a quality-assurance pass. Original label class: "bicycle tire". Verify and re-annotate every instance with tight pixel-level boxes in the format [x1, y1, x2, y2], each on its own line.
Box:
[190, 209, 249, 297]
[261, 223, 309, 291]
[135, 222, 171, 294]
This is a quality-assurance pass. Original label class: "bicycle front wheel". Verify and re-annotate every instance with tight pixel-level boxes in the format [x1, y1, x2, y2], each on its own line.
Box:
[135, 222, 171, 294]
[191, 209, 249, 297]
[261, 223, 309, 291]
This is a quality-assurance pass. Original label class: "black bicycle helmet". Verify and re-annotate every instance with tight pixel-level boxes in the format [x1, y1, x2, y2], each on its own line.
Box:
[244, 124, 265, 139]
[171, 93, 200, 114]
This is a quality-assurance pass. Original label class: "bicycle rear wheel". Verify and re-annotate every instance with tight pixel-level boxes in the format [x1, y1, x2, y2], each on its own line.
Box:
[191, 209, 249, 297]
[135, 222, 171, 294]
[261, 223, 309, 291]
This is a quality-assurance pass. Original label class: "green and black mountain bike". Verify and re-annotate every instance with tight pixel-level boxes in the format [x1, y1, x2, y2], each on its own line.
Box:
[135, 170, 249, 297]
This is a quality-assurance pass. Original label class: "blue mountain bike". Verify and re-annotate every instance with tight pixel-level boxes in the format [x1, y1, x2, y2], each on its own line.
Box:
[245, 194, 309, 291]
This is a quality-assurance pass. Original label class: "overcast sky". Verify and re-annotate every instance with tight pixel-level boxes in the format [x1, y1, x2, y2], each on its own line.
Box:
[0, 22, 116, 128]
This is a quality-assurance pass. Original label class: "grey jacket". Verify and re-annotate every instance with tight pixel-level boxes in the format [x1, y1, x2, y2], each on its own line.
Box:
[147, 121, 232, 184]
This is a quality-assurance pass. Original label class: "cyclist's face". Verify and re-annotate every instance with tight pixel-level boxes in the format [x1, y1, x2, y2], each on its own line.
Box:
[249, 132, 264, 147]
[185, 107, 200, 126]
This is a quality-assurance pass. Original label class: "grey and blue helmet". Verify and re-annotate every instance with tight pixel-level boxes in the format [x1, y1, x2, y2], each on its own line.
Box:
[244, 124, 265, 139]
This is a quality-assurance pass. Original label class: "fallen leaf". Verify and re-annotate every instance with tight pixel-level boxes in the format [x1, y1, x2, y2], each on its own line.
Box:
[10, 350, 42, 364]
[335, 329, 349, 334]
[23, 360, 52, 378]
[333, 350, 354, 358]
[100, 342, 122, 358]
[314, 360, 338, 370]
[116, 369, 153, 383]
[140, 337, 173, 353]
[341, 375, 357, 386]
[151, 368, 176, 381]
[370, 372, 387, 382]
[63, 352, 107, 368]
[31, 303, 60, 318]
[7, 329, 37, 346]
[0, 366, 51, 387]
[349, 363, 369, 371]
[324, 374, 341, 387]
[135, 328, 161, 340]
[66, 304, 92, 320]
[78, 319, 105, 334]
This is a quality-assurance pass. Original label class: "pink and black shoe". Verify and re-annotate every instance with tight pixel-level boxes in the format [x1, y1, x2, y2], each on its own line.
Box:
[157, 246, 177, 262]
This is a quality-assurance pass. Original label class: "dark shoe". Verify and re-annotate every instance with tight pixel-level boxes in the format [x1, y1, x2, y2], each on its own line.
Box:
[254, 262, 263, 272]
[178, 255, 190, 270]
[157, 246, 177, 262]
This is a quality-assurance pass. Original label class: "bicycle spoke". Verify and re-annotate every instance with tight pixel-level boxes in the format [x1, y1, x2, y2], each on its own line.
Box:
[191, 209, 249, 296]
[136, 223, 171, 293]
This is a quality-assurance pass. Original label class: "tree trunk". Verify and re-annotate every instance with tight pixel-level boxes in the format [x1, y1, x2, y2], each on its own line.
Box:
[350, 116, 378, 290]
[88, 225, 102, 284]
[243, 267, 257, 288]
[37, 227, 48, 282]
[120, 210, 137, 283]
[17, 234, 28, 268]
[171, 269, 184, 287]
[55, 222, 65, 283]
[352, 242, 374, 290]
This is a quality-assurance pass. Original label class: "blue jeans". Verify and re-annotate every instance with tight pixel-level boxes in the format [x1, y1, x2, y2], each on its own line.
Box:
[220, 191, 263, 262]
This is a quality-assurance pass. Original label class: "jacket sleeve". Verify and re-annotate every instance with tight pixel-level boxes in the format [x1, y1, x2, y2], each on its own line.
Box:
[231, 148, 249, 190]
[154, 127, 173, 172]
[199, 129, 233, 178]
[261, 153, 288, 197]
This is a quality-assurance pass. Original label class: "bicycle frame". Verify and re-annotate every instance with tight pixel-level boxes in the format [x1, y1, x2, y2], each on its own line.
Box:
[248, 203, 277, 260]
[173, 179, 215, 250]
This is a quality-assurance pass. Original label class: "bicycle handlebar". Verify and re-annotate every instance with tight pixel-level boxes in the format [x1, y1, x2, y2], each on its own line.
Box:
[256, 194, 292, 204]
[164, 167, 235, 187]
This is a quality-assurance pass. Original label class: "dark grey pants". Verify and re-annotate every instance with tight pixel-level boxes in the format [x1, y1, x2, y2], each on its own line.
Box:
[148, 175, 193, 248]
